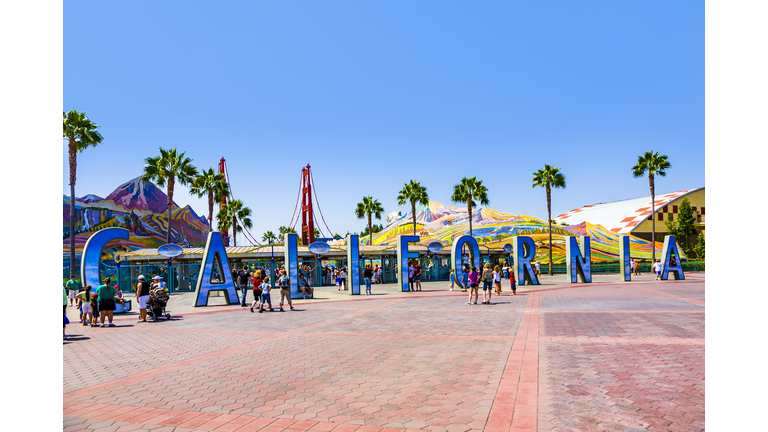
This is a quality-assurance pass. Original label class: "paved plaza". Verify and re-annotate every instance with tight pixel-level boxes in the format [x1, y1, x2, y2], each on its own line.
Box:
[63, 273, 705, 432]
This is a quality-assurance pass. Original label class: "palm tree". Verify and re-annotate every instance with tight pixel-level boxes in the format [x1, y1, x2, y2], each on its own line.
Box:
[397, 180, 429, 235]
[217, 199, 252, 246]
[189, 168, 229, 231]
[451, 176, 490, 237]
[355, 196, 384, 245]
[532, 164, 566, 275]
[262, 231, 278, 245]
[63, 110, 103, 278]
[632, 150, 671, 261]
[141, 147, 198, 244]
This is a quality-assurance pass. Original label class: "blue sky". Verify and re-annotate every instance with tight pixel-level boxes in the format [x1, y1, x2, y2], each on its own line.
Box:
[64, 1, 703, 243]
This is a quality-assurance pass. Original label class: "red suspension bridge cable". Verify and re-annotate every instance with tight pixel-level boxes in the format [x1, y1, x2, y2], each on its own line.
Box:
[287, 170, 303, 231]
[223, 160, 261, 246]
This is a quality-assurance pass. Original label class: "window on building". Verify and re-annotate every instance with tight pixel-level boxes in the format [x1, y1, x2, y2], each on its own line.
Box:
[673, 205, 678, 213]
[697, 215, 702, 223]
[658, 212, 663, 221]
[701, 207, 705, 215]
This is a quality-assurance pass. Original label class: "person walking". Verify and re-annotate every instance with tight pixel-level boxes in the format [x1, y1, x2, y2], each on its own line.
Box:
[413, 262, 423, 291]
[238, 266, 250, 306]
[461, 264, 470, 292]
[466, 267, 480, 305]
[78, 285, 94, 326]
[250, 269, 264, 312]
[339, 267, 347, 291]
[258, 277, 273, 312]
[449, 269, 455, 291]
[493, 265, 503, 296]
[363, 265, 373, 295]
[96, 277, 118, 327]
[510, 269, 517, 295]
[63, 284, 68, 340]
[534, 261, 541, 278]
[653, 259, 663, 280]
[135, 275, 151, 322]
[65, 277, 81, 307]
[633, 259, 641, 276]
[481, 263, 494, 304]
[407, 262, 415, 291]
[502, 263, 510, 280]
[277, 269, 294, 311]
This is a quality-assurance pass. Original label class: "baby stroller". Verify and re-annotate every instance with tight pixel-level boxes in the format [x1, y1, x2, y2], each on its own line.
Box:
[147, 286, 171, 321]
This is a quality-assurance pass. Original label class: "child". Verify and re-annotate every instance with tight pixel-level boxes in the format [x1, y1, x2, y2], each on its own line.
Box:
[493, 265, 502, 296]
[633, 259, 640, 276]
[78, 285, 94, 326]
[510, 269, 517, 295]
[250, 270, 263, 313]
[466, 267, 480, 305]
[653, 259, 662, 280]
[449, 269, 455, 291]
[258, 277, 273, 313]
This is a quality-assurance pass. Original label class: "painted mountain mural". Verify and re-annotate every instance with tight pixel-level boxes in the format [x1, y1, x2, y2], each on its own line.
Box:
[63, 177, 210, 258]
[340, 201, 670, 263]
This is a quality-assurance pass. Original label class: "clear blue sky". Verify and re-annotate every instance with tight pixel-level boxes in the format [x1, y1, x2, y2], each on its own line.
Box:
[64, 1, 703, 243]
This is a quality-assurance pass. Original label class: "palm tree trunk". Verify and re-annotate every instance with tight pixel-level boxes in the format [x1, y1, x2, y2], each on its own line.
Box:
[368, 213, 373, 245]
[468, 202, 473, 237]
[547, 184, 552, 275]
[208, 191, 214, 231]
[232, 216, 237, 247]
[650, 174, 656, 262]
[412, 202, 416, 235]
[166, 177, 174, 244]
[68, 140, 77, 278]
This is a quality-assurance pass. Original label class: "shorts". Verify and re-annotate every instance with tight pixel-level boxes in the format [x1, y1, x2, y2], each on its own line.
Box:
[655, 270, 661, 276]
[63, 305, 67, 328]
[482, 281, 493, 291]
[470, 283, 479, 288]
[408, 277, 414, 284]
[414, 275, 421, 281]
[260, 293, 271, 303]
[253, 289, 262, 299]
[81, 303, 92, 314]
[91, 301, 99, 316]
[68, 290, 77, 299]
[98, 299, 116, 311]
[137, 295, 150, 309]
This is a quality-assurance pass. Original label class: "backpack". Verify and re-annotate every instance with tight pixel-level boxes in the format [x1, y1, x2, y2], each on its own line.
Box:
[280, 277, 290, 288]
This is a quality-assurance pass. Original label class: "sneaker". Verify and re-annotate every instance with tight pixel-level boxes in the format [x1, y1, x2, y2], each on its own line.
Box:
[78, 319, 83, 323]
[99, 323, 105, 327]
[290, 306, 294, 310]
[466, 302, 471, 305]
[258, 309, 263, 313]
[250, 306, 254, 313]
[108, 323, 115, 327]
[473, 302, 478, 305]
[63, 334, 67, 340]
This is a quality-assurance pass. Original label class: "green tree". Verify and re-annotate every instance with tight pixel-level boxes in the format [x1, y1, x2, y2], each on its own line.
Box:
[217, 199, 252, 247]
[676, 198, 697, 251]
[693, 233, 705, 259]
[189, 168, 229, 231]
[141, 147, 198, 243]
[397, 180, 429, 235]
[63, 110, 103, 278]
[278, 226, 297, 237]
[261, 231, 278, 245]
[532, 164, 566, 275]
[355, 196, 385, 245]
[632, 150, 671, 261]
[451, 176, 490, 237]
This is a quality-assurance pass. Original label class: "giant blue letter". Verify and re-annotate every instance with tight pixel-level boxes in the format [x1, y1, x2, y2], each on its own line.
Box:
[450, 235, 480, 289]
[81, 228, 130, 289]
[512, 236, 539, 285]
[618, 235, 631, 282]
[347, 234, 361, 295]
[397, 235, 420, 292]
[284, 233, 301, 299]
[661, 235, 685, 281]
[194, 231, 239, 306]
[565, 236, 591, 283]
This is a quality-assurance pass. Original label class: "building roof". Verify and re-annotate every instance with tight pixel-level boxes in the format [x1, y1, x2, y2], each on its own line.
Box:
[553, 188, 703, 234]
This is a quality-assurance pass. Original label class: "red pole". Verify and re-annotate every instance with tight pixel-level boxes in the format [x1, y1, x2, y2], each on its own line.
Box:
[301, 165, 315, 245]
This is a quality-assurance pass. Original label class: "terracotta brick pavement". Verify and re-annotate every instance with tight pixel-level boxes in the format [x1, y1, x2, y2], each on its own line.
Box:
[64, 274, 705, 431]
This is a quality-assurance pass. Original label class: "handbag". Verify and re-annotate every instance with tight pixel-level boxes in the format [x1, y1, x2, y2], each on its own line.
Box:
[64, 313, 70, 324]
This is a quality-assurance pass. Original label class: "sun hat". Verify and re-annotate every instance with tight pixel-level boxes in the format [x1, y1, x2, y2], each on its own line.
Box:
[138, 275, 145, 280]
[152, 276, 161, 280]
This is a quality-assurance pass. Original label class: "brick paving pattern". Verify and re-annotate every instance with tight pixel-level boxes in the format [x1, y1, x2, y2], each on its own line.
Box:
[63, 273, 705, 431]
